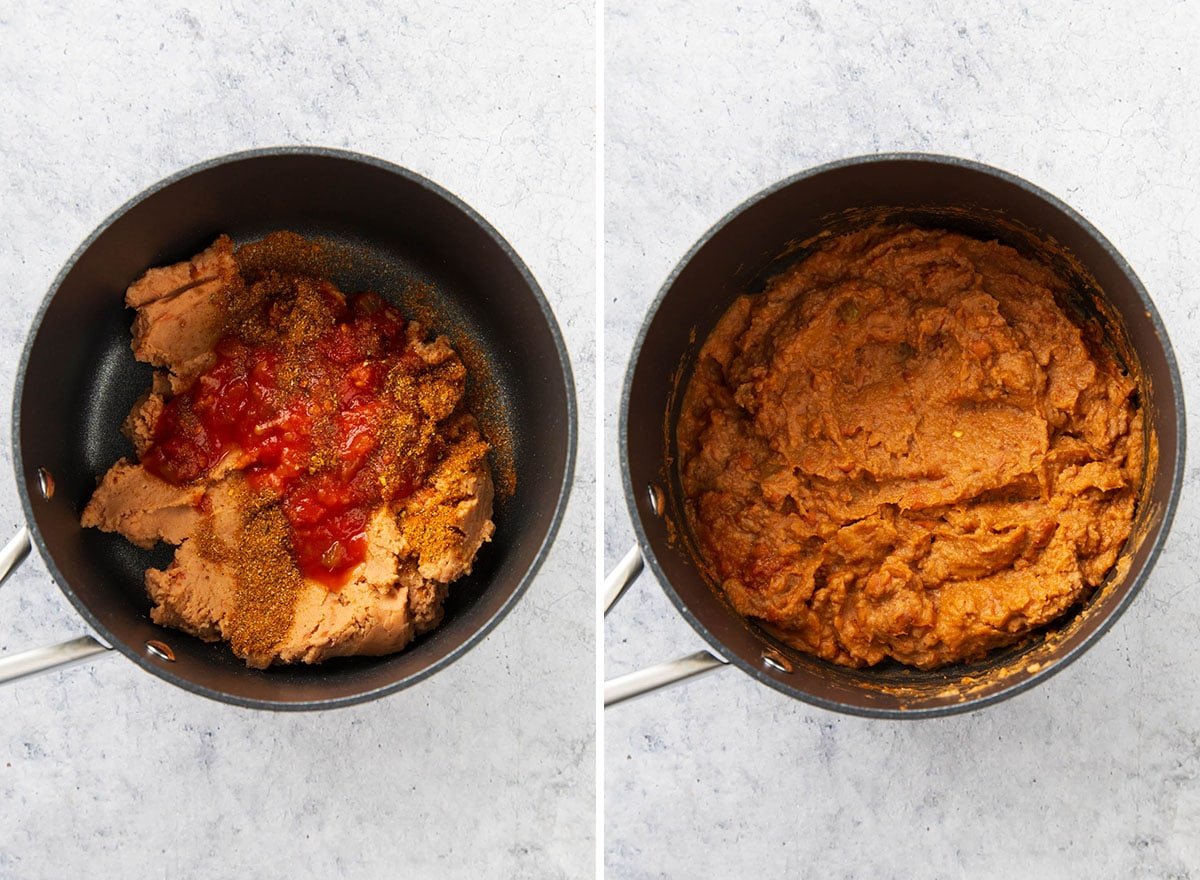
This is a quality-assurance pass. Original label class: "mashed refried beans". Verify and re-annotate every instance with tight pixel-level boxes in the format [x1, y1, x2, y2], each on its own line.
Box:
[678, 226, 1142, 670]
[82, 233, 494, 668]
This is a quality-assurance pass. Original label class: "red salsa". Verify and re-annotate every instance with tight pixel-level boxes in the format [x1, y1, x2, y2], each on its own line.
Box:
[143, 292, 428, 587]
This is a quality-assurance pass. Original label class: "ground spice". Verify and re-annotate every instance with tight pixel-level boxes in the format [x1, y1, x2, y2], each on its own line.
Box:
[235, 230, 343, 281]
[194, 480, 301, 660]
[400, 278, 517, 498]
[398, 424, 491, 566]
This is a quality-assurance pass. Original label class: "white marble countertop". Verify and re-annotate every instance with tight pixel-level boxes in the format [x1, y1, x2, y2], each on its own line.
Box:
[0, 2, 594, 877]
[605, 1, 1200, 876]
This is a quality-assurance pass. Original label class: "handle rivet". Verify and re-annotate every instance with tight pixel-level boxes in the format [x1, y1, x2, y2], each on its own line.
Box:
[761, 647, 793, 673]
[36, 468, 55, 501]
[646, 483, 665, 517]
[145, 640, 175, 662]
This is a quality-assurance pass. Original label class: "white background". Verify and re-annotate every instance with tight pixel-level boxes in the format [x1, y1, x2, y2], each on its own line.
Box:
[605, 2, 1200, 877]
[0, 2, 595, 877]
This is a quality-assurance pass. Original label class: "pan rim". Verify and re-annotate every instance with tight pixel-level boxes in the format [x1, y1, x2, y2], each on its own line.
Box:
[619, 151, 1186, 719]
[14, 145, 577, 711]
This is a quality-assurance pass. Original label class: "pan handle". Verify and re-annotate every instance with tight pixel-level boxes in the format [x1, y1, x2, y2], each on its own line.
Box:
[603, 542, 730, 706]
[0, 527, 32, 584]
[0, 636, 112, 685]
[605, 650, 728, 707]
[603, 544, 644, 615]
[0, 526, 114, 686]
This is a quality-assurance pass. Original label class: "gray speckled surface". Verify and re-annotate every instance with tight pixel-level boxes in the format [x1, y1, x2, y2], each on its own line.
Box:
[605, 2, 1200, 877]
[0, 2, 594, 877]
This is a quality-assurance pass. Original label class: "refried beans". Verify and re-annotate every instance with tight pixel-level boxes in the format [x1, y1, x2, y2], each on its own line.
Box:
[677, 226, 1142, 670]
[81, 233, 495, 668]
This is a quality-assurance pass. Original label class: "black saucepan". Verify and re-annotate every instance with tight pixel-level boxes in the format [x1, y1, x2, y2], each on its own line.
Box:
[2, 147, 575, 710]
[608, 153, 1184, 718]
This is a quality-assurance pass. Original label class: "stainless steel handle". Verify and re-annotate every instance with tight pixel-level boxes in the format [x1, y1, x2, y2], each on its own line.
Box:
[604, 650, 728, 707]
[0, 527, 32, 585]
[604, 544, 644, 615]
[603, 542, 730, 706]
[0, 526, 114, 685]
[0, 635, 111, 685]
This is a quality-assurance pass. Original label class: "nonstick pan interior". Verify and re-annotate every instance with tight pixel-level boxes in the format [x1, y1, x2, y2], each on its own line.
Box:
[16, 148, 575, 709]
[623, 154, 1184, 717]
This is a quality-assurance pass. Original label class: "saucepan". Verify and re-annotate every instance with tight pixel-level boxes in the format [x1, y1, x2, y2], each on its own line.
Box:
[605, 153, 1184, 718]
[0, 147, 575, 709]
